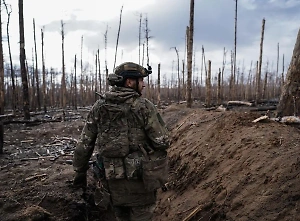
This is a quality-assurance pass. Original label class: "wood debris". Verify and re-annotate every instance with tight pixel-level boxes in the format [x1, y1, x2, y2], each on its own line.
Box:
[25, 174, 47, 182]
[183, 205, 203, 221]
[252, 115, 269, 123]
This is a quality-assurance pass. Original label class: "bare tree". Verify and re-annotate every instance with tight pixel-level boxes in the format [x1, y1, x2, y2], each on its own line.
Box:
[33, 18, 41, 110]
[171, 47, 180, 103]
[255, 18, 266, 104]
[206, 60, 212, 107]
[217, 68, 221, 105]
[221, 47, 227, 99]
[144, 15, 151, 99]
[0, 1, 5, 153]
[80, 35, 84, 105]
[281, 54, 285, 87]
[113, 5, 123, 69]
[74, 54, 77, 110]
[274, 43, 280, 98]
[277, 29, 300, 117]
[104, 26, 109, 91]
[157, 63, 161, 108]
[97, 49, 101, 93]
[186, 0, 195, 108]
[61, 20, 66, 109]
[233, 0, 238, 96]
[3, 1, 17, 114]
[139, 13, 142, 65]
[19, 0, 30, 120]
[41, 27, 47, 113]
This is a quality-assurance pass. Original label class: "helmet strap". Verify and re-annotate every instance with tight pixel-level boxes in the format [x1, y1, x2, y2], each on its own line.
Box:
[135, 79, 141, 95]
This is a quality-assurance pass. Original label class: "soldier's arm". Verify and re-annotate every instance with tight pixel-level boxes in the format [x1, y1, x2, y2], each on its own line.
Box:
[144, 99, 170, 150]
[73, 106, 98, 172]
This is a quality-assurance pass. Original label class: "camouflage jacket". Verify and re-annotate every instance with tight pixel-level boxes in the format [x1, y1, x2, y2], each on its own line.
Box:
[73, 87, 170, 173]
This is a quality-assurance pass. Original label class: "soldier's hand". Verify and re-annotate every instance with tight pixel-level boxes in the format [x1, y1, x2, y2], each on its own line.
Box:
[73, 172, 87, 189]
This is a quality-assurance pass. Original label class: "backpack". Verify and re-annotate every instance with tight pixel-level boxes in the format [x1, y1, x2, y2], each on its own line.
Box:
[97, 100, 132, 158]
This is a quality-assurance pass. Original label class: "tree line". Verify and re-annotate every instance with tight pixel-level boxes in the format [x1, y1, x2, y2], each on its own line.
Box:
[1, 0, 300, 153]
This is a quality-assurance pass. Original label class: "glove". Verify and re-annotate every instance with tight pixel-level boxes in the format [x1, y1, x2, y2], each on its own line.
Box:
[73, 172, 87, 189]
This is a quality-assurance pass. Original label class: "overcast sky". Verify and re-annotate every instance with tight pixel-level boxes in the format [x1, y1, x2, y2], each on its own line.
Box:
[2, 0, 300, 82]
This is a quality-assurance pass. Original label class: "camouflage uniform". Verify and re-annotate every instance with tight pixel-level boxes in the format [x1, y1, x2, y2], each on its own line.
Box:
[73, 84, 169, 221]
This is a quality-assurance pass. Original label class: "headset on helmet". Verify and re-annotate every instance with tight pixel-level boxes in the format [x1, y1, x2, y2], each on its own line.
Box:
[108, 62, 152, 86]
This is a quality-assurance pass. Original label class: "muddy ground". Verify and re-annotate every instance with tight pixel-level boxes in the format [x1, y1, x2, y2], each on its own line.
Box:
[1, 103, 300, 221]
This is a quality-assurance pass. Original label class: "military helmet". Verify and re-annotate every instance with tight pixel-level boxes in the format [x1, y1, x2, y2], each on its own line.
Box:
[108, 62, 152, 86]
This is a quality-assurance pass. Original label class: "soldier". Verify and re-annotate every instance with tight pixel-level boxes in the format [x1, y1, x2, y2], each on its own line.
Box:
[73, 62, 170, 221]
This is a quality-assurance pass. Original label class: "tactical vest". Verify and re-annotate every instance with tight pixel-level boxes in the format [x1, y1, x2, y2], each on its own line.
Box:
[95, 97, 168, 191]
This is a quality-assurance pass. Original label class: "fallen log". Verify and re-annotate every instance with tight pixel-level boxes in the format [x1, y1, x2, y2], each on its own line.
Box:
[252, 115, 269, 123]
[25, 174, 47, 182]
[227, 101, 253, 106]
[249, 106, 277, 112]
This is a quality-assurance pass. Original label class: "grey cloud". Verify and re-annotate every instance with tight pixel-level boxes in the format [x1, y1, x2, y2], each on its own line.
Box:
[42, 0, 300, 69]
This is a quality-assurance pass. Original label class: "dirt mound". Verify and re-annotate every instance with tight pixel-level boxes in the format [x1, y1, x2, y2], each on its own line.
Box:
[155, 106, 300, 221]
[1, 104, 300, 221]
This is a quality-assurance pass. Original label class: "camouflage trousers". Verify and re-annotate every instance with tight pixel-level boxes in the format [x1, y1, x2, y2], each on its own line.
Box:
[113, 203, 156, 221]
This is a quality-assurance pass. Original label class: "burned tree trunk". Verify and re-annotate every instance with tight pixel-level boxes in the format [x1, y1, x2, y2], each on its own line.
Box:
[186, 0, 194, 108]
[157, 63, 161, 108]
[0, 2, 5, 153]
[172, 47, 180, 103]
[114, 5, 123, 70]
[19, 0, 30, 120]
[205, 60, 212, 107]
[104, 27, 109, 92]
[74, 54, 77, 110]
[97, 49, 101, 93]
[41, 27, 47, 113]
[61, 20, 66, 109]
[277, 29, 300, 117]
[217, 68, 221, 105]
[33, 18, 41, 111]
[255, 18, 265, 104]
[3, 1, 17, 114]
[233, 0, 238, 97]
[139, 13, 142, 65]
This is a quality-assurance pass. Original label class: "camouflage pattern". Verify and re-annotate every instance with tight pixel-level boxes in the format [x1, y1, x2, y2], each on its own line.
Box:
[108, 62, 152, 86]
[114, 62, 150, 78]
[73, 86, 170, 209]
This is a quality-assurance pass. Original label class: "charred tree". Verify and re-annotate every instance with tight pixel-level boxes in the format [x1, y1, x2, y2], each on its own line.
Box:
[262, 61, 269, 99]
[139, 13, 142, 65]
[171, 47, 180, 103]
[206, 60, 212, 107]
[186, 0, 194, 108]
[233, 0, 238, 97]
[157, 63, 161, 108]
[97, 49, 101, 93]
[255, 18, 265, 104]
[277, 29, 300, 117]
[217, 68, 221, 105]
[19, 0, 30, 120]
[113, 5, 123, 69]
[95, 53, 98, 101]
[104, 26, 109, 91]
[3, 1, 17, 114]
[282, 54, 285, 87]
[74, 54, 77, 110]
[0, 1, 5, 153]
[33, 18, 41, 111]
[41, 27, 47, 113]
[61, 20, 66, 109]
[221, 47, 227, 100]
[144, 15, 151, 99]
